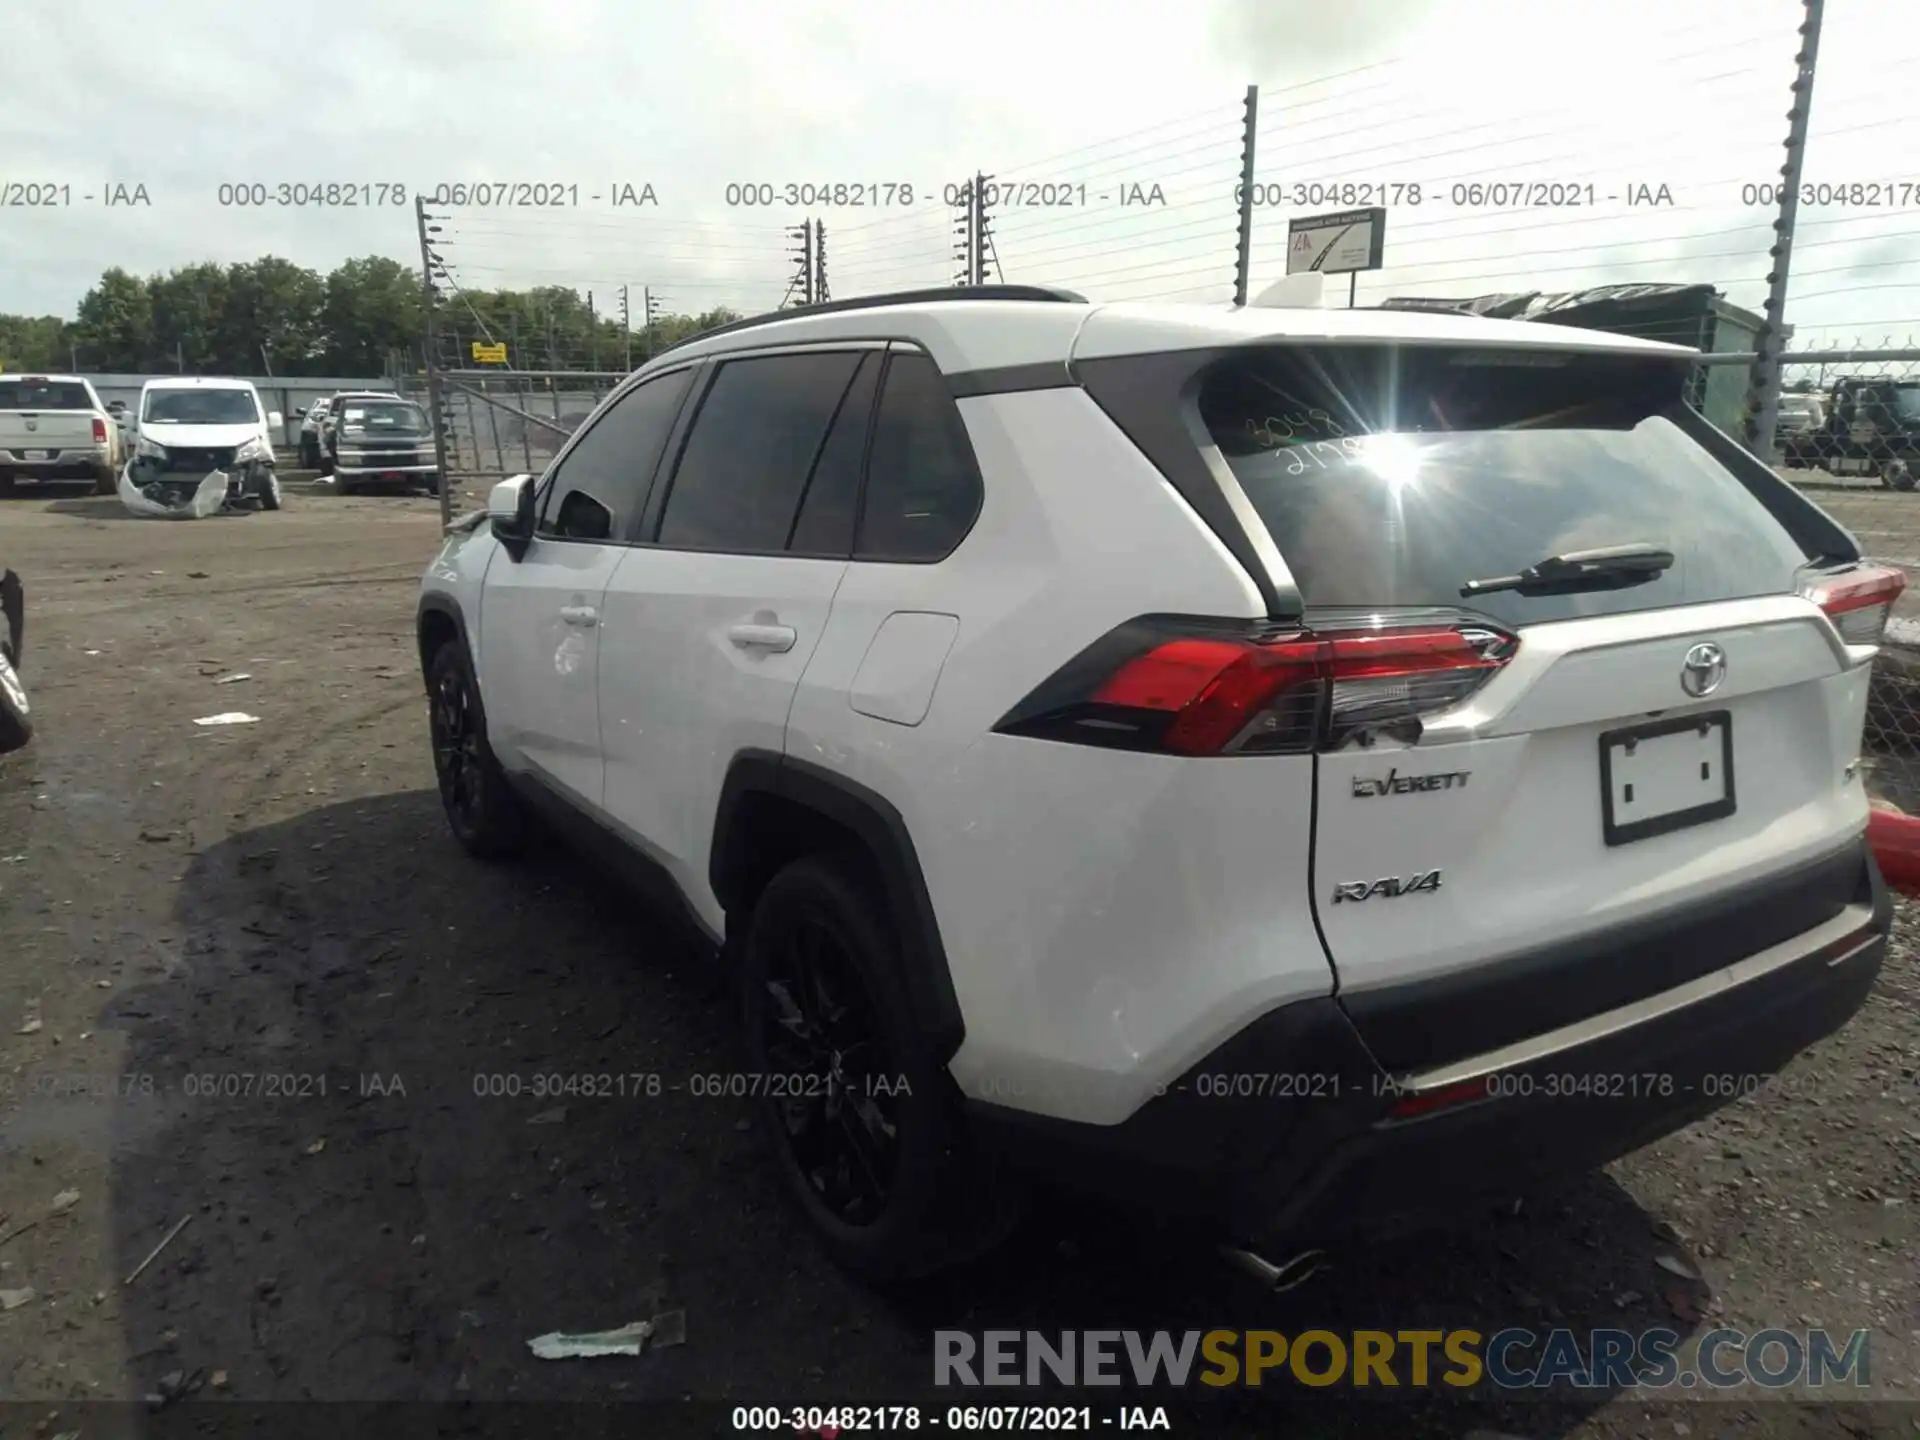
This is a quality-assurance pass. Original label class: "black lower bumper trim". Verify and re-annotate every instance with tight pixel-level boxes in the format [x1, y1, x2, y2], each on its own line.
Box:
[967, 845, 1890, 1248]
[1339, 839, 1870, 1073]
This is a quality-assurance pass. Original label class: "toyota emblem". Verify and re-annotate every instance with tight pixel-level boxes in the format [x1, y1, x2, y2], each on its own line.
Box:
[1681, 641, 1726, 698]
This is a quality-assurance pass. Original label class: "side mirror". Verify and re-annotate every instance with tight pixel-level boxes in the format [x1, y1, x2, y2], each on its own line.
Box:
[489, 474, 538, 550]
[268, 411, 284, 430]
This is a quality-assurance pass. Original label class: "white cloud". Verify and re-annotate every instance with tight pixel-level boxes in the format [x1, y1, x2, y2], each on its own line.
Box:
[0, 0, 1912, 343]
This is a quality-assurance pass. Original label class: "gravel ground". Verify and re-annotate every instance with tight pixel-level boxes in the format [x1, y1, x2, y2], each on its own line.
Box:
[0, 479, 1913, 1438]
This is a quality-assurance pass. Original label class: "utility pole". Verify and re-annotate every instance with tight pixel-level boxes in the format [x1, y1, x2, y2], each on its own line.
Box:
[1745, 0, 1824, 461]
[786, 222, 815, 306]
[813, 220, 829, 304]
[620, 285, 632, 371]
[644, 288, 663, 359]
[587, 290, 598, 372]
[953, 174, 993, 285]
[413, 193, 453, 528]
[1233, 85, 1259, 307]
[974, 173, 995, 285]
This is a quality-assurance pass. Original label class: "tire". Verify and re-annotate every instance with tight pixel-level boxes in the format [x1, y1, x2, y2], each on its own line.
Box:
[0, 470, 14, 497]
[425, 641, 525, 860]
[1889, 461, 1916, 493]
[0, 649, 32, 755]
[299, 436, 319, 469]
[739, 853, 1023, 1282]
[337, 477, 357, 496]
[93, 464, 116, 496]
[256, 470, 282, 510]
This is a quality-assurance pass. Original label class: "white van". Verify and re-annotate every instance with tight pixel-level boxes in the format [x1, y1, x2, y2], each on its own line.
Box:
[126, 378, 285, 512]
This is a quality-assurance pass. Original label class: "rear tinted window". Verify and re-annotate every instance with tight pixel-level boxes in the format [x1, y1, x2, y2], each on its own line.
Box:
[656, 351, 864, 553]
[1201, 346, 1813, 627]
[856, 352, 983, 562]
[0, 381, 90, 409]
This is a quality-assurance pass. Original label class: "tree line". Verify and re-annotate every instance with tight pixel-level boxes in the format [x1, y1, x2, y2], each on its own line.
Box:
[0, 256, 742, 377]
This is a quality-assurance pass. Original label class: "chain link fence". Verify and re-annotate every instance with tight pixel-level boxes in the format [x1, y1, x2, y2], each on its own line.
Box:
[1718, 349, 1920, 809]
[403, 366, 621, 503]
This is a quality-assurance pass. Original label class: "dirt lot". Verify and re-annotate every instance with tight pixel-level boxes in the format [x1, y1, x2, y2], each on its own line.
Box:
[0, 478, 1914, 1438]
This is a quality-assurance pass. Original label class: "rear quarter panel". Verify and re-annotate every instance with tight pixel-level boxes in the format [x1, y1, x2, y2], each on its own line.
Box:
[784, 386, 1334, 1125]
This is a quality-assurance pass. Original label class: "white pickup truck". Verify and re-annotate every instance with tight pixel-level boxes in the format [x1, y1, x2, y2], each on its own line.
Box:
[0, 374, 122, 494]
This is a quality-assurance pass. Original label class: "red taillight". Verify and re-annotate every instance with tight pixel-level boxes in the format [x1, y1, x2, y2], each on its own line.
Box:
[1801, 563, 1906, 646]
[996, 617, 1517, 756]
[91, 416, 107, 443]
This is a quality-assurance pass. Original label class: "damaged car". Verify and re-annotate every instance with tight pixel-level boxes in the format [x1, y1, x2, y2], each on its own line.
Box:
[0, 566, 28, 754]
[121, 377, 285, 518]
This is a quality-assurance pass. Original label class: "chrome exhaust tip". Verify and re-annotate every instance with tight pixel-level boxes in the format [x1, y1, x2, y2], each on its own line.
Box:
[1219, 1244, 1330, 1292]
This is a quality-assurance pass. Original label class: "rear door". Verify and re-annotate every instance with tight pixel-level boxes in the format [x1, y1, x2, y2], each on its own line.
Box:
[596, 346, 873, 917]
[1198, 343, 1888, 1063]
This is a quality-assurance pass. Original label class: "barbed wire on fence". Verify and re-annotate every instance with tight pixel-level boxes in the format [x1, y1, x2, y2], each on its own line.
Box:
[979, 107, 1246, 303]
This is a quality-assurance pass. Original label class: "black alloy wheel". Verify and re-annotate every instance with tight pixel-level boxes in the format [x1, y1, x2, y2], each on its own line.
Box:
[425, 644, 523, 858]
[758, 909, 903, 1225]
[431, 659, 481, 830]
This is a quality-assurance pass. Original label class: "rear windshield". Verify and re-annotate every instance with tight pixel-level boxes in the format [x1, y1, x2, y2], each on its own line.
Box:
[1200, 345, 1813, 628]
[0, 380, 91, 410]
[1892, 387, 1920, 420]
[143, 388, 260, 424]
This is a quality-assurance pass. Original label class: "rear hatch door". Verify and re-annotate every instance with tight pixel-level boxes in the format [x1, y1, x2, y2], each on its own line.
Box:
[1202, 341, 1886, 1074]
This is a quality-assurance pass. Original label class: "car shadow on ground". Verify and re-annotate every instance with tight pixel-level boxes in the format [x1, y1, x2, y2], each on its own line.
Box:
[96, 788, 1709, 1432]
[40, 496, 264, 523]
[0, 486, 105, 507]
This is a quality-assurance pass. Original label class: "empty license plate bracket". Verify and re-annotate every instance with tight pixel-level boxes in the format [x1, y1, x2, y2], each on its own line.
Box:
[1599, 711, 1735, 847]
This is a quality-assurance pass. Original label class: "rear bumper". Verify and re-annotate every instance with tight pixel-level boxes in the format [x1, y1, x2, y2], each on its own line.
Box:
[969, 841, 1890, 1248]
[337, 461, 435, 478]
[0, 445, 111, 476]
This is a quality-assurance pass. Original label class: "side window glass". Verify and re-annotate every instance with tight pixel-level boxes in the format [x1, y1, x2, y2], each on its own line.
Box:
[788, 354, 879, 557]
[855, 352, 983, 562]
[655, 352, 864, 552]
[536, 367, 694, 542]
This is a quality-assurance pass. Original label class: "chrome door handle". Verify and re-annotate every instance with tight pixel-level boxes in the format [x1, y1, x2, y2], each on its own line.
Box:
[560, 605, 598, 627]
[728, 622, 796, 653]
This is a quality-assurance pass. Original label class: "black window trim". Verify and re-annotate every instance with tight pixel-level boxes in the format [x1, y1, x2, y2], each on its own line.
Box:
[529, 359, 704, 547]
[634, 340, 894, 558]
[783, 350, 883, 560]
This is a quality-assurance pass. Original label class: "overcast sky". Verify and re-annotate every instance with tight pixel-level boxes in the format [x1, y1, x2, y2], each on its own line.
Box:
[4, 0, 1915, 346]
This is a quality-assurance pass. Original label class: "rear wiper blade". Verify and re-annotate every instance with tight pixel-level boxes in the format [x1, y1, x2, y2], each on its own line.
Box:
[1460, 542, 1675, 598]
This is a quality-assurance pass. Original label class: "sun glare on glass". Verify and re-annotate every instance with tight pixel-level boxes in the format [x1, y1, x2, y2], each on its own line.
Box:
[1360, 432, 1424, 493]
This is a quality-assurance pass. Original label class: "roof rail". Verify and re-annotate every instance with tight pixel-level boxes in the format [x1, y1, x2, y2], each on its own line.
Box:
[662, 285, 1088, 354]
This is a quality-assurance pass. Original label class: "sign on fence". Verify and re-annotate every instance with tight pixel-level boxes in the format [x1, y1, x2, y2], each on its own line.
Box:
[1287, 207, 1386, 276]
[471, 342, 508, 364]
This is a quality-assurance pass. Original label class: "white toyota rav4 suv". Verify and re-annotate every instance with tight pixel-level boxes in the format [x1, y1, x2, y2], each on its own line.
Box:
[416, 286, 1899, 1281]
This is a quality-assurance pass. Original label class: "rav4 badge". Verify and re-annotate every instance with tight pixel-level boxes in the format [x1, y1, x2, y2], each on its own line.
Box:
[1332, 871, 1443, 903]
